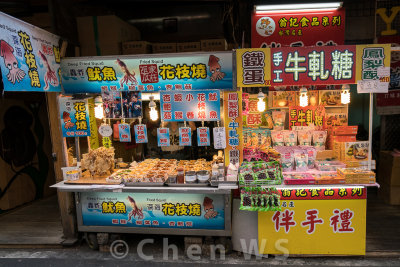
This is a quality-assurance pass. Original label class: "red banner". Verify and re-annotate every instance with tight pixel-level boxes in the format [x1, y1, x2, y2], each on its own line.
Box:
[252, 9, 345, 48]
[289, 105, 326, 130]
[270, 46, 356, 86]
[279, 187, 366, 201]
[377, 89, 400, 107]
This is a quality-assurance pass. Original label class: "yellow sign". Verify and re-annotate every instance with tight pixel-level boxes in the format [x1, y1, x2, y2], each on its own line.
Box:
[223, 91, 243, 166]
[236, 48, 271, 87]
[88, 98, 99, 149]
[258, 199, 366, 255]
[355, 44, 391, 82]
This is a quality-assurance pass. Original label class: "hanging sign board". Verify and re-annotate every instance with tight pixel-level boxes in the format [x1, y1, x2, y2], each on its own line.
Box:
[160, 90, 220, 121]
[118, 123, 131, 142]
[288, 105, 326, 130]
[98, 124, 113, 137]
[213, 127, 226, 149]
[179, 127, 192, 146]
[197, 127, 210, 146]
[134, 124, 148, 143]
[59, 97, 91, 137]
[157, 128, 170, 147]
[252, 9, 345, 48]
[0, 12, 61, 92]
[61, 52, 233, 94]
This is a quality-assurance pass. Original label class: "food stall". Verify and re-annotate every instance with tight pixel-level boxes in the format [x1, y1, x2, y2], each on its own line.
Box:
[51, 52, 240, 248]
[232, 44, 391, 256]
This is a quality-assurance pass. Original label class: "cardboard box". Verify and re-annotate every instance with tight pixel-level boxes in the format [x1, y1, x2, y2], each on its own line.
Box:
[77, 15, 141, 56]
[316, 150, 334, 160]
[328, 126, 358, 136]
[122, 41, 152, 55]
[379, 183, 400, 205]
[152, 43, 177, 53]
[177, 42, 201, 52]
[378, 151, 400, 186]
[325, 113, 348, 127]
[327, 135, 356, 150]
[200, 39, 227, 51]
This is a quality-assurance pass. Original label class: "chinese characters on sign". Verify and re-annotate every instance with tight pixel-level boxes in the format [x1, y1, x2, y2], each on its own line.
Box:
[179, 127, 192, 146]
[213, 127, 227, 149]
[118, 123, 131, 142]
[134, 124, 148, 143]
[289, 105, 326, 130]
[59, 97, 91, 137]
[224, 92, 242, 165]
[236, 48, 270, 87]
[160, 90, 220, 121]
[157, 128, 170, 147]
[197, 127, 210, 146]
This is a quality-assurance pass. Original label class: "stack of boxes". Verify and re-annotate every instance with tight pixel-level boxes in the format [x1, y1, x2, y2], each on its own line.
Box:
[328, 125, 358, 150]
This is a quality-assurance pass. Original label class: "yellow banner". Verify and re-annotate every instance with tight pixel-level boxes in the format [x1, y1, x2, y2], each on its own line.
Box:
[356, 44, 390, 82]
[88, 98, 99, 149]
[236, 48, 271, 87]
[223, 91, 243, 166]
[258, 199, 366, 255]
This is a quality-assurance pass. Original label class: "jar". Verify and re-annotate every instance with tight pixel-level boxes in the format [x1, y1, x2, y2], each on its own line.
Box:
[185, 171, 197, 183]
[197, 170, 210, 183]
[177, 167, 185, 184]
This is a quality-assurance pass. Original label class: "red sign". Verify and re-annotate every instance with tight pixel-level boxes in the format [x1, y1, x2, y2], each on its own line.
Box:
[139, 64, 159, 83]
[280, 187, 366, 200]
[377, 89, 400, 107]
[252, 9, 345, 48]
[270, 46, 356, 86]
[289, 105, 326, 130]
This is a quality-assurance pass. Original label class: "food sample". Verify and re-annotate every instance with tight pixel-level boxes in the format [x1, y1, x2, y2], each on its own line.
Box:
[81, 147, 115, 176]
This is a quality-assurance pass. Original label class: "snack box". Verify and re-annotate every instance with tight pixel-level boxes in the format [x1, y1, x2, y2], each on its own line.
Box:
[313, 172, 342, 184]
[328, 126, 358, 136]
[327, 135, 356, 150]
[344, 141, 369, 161]
[283, 172, 316, 185]
[337, 168, 375, 179]
[316, 150, 334, 160]
[315, 160, 346, 172]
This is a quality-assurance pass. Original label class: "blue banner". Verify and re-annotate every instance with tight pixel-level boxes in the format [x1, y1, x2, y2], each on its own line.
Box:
[197, 127, 210, 146]
[157, 128, 170, 147]
[59, 97, 90, 137]
[134, 124, 148, 143]
[0, 12, 61, 92]
[60, 52, 233, 94]
[80, 192, 225, 229]
[118, 123, 131, 142]
[179, 127, 192, 146]
[160, 90, 220, 121]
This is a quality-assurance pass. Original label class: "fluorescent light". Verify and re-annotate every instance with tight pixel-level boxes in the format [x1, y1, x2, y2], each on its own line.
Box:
[142, 92, 160, 101]
[255, 2, 342, 12]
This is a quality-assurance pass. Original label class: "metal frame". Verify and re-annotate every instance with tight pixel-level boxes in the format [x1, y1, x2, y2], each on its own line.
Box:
[69, 187, 233, 237]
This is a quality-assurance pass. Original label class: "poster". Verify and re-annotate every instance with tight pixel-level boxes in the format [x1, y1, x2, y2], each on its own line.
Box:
[160, 90, 220, 121]
[224, 92, 243, 166]
[252, 9, 345, 48]
[101, 88, 142, 119]
[80, 192, 225, 230]
[289, 105, 326, 130]
[59, 97, 91, 137]
[61, 52, 233, 94]
[179, 127, 192, 146]
[0, 12, 61, 92]
[157, 128, 170, 147]
[213, 127, 227, 149]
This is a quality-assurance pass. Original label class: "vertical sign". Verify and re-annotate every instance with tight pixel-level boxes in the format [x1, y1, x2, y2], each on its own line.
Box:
[179, 127, 192, 146]
[223, 92, 243, 166]
[213, 127, 227, 149]
[134, 124, 148, 143]
[197, 127, 210, 146]
[118, 123, 131, 142]
[88, 98, 99, 149]
[157, 128, 170, 147]
[59, 97, 91, 137]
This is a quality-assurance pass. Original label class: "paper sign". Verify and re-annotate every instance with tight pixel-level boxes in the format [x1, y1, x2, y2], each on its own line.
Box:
[118, 123, 131, 142]
[213, 127, 226, 149]
[102, 137, 112, 148]
[157, 128, 170, 147]
[98, 124, 113, 137]
[134, 124, 148, 143]
[377, 66, 390, 77]
[59, 97, 91, 137]
[179, 127, 192, 146]
[357, 80, 388, 93]
[197, 127, 210, 146]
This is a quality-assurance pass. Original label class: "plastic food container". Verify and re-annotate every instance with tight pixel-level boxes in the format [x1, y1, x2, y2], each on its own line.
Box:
[197, 170, 210, 183]
[185, 171, 197, 183]
[62, 167, 81, 181]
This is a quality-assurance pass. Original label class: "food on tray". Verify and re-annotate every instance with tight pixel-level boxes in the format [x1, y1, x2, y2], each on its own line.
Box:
[81, 147, 115, 176]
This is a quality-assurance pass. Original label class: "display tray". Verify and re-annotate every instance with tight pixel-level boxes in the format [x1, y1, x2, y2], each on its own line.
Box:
[64, 172, 120, 185]
[124, 182, 165, 187]
[167, 182, 211, 187]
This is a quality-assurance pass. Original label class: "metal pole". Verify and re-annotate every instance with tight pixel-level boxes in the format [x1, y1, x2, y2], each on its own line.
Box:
[75, 137, 81, 162]
[368, 93, 373, 170]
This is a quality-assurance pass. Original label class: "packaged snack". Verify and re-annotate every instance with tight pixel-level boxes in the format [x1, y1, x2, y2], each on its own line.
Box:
[283, 130, 297, 146]
[312, 131, 327, 151]
[264, 111, 274, 129]
[294, 150, 308, 172]
[280, 151, 294, 172]
[272, 111, 286, 130]
[259, 129, 272, 150]
[271, 130, 284, 146]
[298, 130, 312, 146]
[302, 146, 317, 168]
[240, 189, 252, 211]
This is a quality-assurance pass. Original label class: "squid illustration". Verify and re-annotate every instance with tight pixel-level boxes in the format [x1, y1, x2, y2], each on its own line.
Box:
[127, 196, 143, 222]
[62, 112, 74, 129]
[203, 197, 218, 219]
[116, 59, 137, 89]
[208, 55, 225, 82]
[0, 40, 25, 84]
[38, 50, 59, 90]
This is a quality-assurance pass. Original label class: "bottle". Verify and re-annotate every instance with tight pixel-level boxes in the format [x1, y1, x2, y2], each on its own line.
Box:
[218, 162, 225, 181]
[177, 167, 185, 184]
[211, 162, 219, 182]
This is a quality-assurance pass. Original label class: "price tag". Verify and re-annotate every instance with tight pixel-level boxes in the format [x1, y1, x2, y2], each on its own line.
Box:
[102, 136, 112, 148]
[157, 128, 170, 147]
[357, 79, 389, 93]
[98, 124, 113, 137]
[197, 127, 210, 146]
[179, 127, 192, 146]
[213, 127, 226, 149]
[134, 124, 148, 143]
[118, 123, 131, 142]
